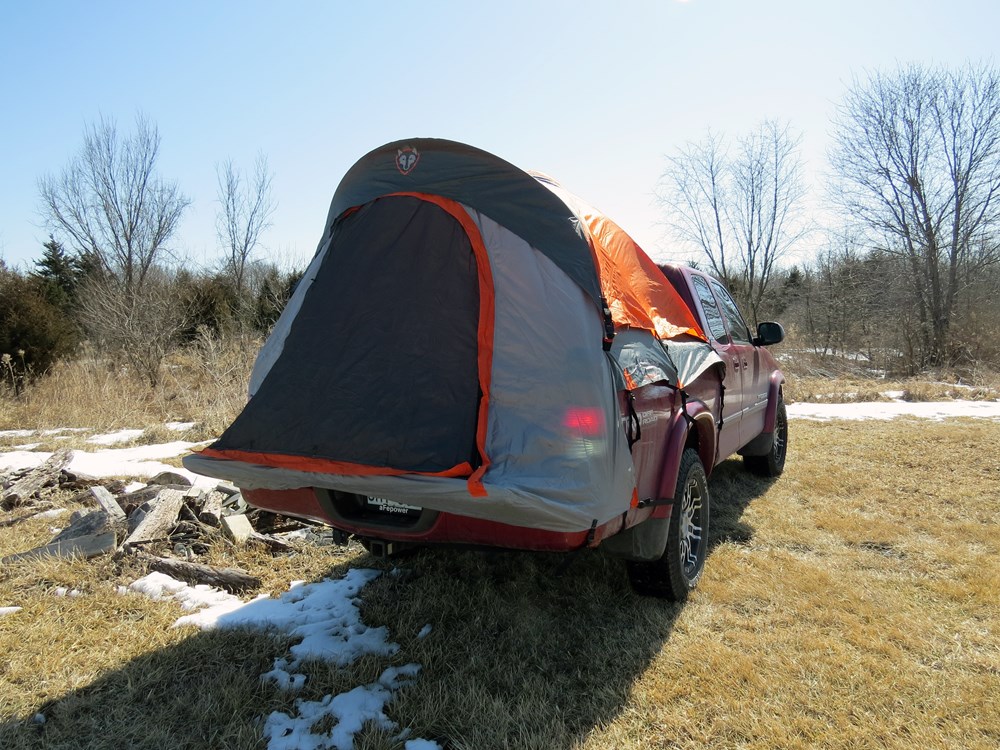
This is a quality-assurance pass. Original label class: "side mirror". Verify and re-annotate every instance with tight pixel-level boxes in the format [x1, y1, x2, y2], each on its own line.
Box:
[754, 321, 784, 347]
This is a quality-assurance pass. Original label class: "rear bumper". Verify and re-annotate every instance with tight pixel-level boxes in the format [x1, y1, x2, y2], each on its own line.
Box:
[243, 487, 601, 552]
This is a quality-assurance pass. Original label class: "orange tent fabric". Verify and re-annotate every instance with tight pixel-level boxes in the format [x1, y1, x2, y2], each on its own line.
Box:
[583, 211, 706, 342]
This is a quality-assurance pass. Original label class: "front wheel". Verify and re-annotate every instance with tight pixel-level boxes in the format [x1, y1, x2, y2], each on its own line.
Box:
[627, 448, 710, 600]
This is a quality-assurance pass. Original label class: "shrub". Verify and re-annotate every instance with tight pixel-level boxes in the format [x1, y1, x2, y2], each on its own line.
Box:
[0, 264, 80, 391]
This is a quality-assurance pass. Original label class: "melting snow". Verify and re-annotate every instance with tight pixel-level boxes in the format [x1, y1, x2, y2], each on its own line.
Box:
[35, 508, 67, 519]
[787, 399, 1000, 421]
[0, 429, 35, 439]
[263, 664, 422, 750]
[87, 429, 145, 446]
[0, 441, 216, 487]
[124, 570, 436, 750]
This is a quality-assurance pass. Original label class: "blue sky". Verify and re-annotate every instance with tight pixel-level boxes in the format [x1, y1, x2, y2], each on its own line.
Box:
[1, 0, 997, 270]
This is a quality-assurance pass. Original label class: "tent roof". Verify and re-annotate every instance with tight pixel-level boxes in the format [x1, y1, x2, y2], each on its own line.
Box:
[326, 138, 705, 342]
[326, 138, 602, 305]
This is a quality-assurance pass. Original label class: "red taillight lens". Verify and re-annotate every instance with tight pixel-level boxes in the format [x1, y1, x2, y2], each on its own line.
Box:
[564, 407, 604, 437]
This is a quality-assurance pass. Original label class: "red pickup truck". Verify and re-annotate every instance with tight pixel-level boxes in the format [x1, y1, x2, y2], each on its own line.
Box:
[184, 139, 787, 601]
[608, 263, 787, 599]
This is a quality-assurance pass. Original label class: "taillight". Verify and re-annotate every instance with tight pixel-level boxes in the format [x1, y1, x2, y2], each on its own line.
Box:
[564, 407, 604, 437]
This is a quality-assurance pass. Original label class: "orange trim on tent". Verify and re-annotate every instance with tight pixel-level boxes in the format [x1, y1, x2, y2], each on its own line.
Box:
[197, 447, 475, 479]
[580, 212, 706, 342]
[388, 192, 494, 497]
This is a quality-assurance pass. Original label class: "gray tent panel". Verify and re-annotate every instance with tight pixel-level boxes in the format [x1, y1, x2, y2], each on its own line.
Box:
[610, 328, 680, 390]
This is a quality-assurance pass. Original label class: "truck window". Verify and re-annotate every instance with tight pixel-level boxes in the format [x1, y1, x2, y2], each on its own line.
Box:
[690, 275, 730, 344]
[709, 279, 752, 344]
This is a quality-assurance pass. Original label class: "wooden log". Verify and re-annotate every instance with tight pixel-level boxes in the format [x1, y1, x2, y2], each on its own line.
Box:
[148, 471, 192, 488]
[198, 491, 225, 527]
[0, 503, 56, 529]
[77, 486, 127, 522]
[50, 509, 126, 545]
[123, 489, 185, 546]
[2, 531, 118, 564]
[134, 551, 261, 593]
[249, 531, 296, 554]
[1, 449, 72, 509]
[221, 513, 254, 543]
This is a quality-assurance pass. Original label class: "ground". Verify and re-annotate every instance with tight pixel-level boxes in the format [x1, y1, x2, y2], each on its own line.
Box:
[1, 398, 999, 750]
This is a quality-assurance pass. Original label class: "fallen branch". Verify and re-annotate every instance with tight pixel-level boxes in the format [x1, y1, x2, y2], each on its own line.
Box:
[2, 531, 118, 564]
[133, 550, 261, 593]
[0, 503, 56, 528]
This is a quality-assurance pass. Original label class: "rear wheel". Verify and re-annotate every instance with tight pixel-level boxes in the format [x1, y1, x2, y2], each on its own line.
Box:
[627, 448, 710, 600]
[745, 398, 787, 477]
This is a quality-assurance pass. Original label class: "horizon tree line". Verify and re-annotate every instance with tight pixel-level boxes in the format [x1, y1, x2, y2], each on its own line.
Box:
[5, 61, 1000, 391]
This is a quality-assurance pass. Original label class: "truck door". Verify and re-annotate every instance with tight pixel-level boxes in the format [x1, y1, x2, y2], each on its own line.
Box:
[689, 275, 744, 459]
[708, 279, 767, 445]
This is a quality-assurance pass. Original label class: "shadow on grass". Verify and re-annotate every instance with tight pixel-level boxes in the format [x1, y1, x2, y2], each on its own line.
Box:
[0, 459, 772, 750]
[707, 456, 777, 549]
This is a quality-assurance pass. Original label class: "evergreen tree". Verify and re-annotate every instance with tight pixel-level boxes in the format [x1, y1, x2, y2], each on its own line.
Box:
[31, 235, 84, 313]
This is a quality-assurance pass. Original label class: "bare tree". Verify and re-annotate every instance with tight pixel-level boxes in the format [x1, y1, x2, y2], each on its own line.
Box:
[216, 154, 275, 300]
[659, 130, 733, 282]
[659, 120, 807, 325]
[39, 115, 189, 297]
[38, 114, 190, 384]
[830, 63, 1000, 367]
[76, 269, 188, 386]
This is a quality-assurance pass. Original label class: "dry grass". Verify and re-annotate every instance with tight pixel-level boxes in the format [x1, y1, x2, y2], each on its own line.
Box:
[784, 374, 1000, 404]
[0, 333, 259, 438]
[2, 416, 999, 749]
[775, 345, 1000, 404]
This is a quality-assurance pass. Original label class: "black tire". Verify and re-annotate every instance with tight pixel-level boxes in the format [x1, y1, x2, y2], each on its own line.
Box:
[627, 448, 710, 601]
[745, 398, 788, 477]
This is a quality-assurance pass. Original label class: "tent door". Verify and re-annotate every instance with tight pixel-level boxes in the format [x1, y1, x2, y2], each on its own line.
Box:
[209, 195, 485, 476]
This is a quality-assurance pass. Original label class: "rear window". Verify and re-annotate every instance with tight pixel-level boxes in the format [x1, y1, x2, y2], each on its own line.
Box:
[691, 275, 729, 343]
[709, 279, 752, 344]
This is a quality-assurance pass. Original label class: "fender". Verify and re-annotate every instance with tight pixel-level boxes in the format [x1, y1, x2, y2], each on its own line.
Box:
[762, 371, 786, 433]
[651, 399, 717, 519]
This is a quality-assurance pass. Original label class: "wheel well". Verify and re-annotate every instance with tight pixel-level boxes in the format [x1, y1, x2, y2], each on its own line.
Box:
[688, 413, 717, 477]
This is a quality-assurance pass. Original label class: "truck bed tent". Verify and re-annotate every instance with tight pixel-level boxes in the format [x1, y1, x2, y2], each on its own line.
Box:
[184, 139, 720, 533]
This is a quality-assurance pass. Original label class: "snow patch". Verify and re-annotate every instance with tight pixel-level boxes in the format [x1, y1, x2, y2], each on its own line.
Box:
[0, 442, 216, 488]
[177, 569, 398, 667]
[404, 741, 442, 750]
[0, 607, 22, 617]
[0, 450, 48, 473]
[126, 571, 248, 613]
[124, 569, 434, 749]
[263, 664, 421, 750]
[36, 508, 68, 519]
[0, 429, 35, 439]
[787, 400, 1000, 421]
[87, 429, 145, 446]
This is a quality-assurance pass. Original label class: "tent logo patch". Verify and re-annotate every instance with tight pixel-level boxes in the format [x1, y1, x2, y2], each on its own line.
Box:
[395, 146, 420, 175]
